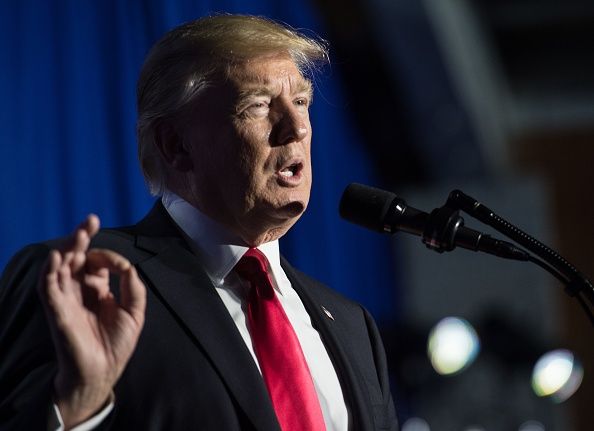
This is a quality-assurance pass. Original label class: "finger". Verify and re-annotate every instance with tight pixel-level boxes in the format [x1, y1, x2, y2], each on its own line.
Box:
[85, 249, 133, 274]
[61, 251, 74, 268]
[82, 249, 127, 300]
[60, 214, 101, 254]
[38, 250, 63, 302]
[83, 272, 111, 298]
[83, 268, 109, 288]
[38, 251, 71, 325]
[57, 253, 74, 292]
[38, 248, 60, 291]
[58, 259, 88, 307]
[37, 251, 71, 367]
[76, 214, 100, 239]
[85, 249, 146, 324]
[70, 250, 87, 274]
[119, 265, 147, 326]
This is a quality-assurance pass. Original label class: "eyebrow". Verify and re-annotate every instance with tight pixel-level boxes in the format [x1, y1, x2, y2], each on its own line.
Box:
[236, 79, 313, 102]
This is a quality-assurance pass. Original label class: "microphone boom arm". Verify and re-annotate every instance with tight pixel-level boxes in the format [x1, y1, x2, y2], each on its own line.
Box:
[447, 189, 594, 326]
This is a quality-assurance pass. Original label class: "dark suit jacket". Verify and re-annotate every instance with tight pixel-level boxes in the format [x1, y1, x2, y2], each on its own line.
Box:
[0, 203, 397, 430]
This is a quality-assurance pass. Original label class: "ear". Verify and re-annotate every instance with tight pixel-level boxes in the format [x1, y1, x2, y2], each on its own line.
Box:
[154, 122, 193, 172]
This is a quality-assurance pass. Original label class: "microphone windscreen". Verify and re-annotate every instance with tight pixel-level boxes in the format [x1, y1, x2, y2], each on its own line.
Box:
[339, 183, 396, 232]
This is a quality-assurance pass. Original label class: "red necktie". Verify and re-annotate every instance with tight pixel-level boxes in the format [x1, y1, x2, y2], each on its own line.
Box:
[235, 248, 327, 431]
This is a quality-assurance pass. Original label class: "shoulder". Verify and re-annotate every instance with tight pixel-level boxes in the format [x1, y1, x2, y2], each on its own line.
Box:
[0, 225, 139, 289]
[90, 227, 143, 260]
[0, 243, 52, 303]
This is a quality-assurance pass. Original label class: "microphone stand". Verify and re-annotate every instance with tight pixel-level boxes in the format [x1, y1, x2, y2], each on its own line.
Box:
[444, 189, 594, 327]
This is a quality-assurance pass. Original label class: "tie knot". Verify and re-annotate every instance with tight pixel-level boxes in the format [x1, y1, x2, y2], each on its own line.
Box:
[235, 248, 274, 297]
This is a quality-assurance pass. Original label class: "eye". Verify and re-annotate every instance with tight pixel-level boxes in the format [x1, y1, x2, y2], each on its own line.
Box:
[294, 97, 310, 108]
[239, 99, 270, 118]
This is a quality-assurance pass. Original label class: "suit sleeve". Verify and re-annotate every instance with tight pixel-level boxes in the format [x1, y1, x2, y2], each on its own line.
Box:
[0, 244, 57, 430]
[0, 245, 117, 431]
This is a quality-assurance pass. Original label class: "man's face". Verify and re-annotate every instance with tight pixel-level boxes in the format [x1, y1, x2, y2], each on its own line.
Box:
[181, 54, 313, 245]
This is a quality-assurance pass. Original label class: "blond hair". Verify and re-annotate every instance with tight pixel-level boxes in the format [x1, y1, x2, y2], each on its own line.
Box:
[137, 14, 329, 196]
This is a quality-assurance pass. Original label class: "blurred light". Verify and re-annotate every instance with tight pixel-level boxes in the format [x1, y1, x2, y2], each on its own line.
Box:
[463, 426, 486, 431]
[427, 317, 480, 375]
[532, 349, 583, 402]
[518, 420, 545, 431]
[401, 417, 431, 431]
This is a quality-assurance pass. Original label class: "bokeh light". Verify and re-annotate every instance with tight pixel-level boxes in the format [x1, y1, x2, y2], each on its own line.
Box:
[427, 317, 480, 375]
[518, 420, 545, 431]
[401, 417, 431, 431]
[532, 349, 583, 402]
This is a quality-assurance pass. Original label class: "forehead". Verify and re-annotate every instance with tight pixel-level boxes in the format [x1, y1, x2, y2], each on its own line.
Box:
[227, 55, 312, 94]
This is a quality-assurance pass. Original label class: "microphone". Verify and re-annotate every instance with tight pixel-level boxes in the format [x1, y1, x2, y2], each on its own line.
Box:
[339, 183, 529, 261]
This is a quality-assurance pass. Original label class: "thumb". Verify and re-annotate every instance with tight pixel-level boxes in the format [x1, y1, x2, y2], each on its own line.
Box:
[119, 265, 147, 327]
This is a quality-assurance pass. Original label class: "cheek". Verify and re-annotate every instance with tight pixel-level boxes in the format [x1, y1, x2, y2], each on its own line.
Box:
[304, 139, 313, 170]
[234, 126, 272, 172]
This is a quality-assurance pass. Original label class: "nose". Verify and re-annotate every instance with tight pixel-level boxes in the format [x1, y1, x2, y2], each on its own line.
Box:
[271, 105, 309, 146]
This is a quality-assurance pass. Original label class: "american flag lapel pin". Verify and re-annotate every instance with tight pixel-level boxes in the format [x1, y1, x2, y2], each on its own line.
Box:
[321, 306, 334, 321]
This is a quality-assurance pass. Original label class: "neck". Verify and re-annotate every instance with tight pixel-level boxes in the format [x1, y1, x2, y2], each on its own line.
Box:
[166, 187, 292, 247]
[240, 226, 288, 247]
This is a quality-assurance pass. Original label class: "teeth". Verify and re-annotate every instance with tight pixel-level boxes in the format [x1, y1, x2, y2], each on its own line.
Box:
[280, 169, 294, 177]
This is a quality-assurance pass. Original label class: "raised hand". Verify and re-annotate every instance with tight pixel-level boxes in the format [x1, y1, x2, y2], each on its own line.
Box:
[38, 215, 146, 429]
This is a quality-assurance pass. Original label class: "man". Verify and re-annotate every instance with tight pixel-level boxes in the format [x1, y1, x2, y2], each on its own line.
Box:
[0, 15, 397, 430]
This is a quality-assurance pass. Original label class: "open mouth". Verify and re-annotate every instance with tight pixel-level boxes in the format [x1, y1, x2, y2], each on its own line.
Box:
[278, 161, 303, 178]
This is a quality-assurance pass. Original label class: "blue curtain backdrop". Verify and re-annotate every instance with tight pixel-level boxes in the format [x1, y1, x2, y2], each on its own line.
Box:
[0, 0, 399, 320]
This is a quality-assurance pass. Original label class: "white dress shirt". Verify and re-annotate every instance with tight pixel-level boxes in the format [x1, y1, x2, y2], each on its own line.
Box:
[51, 191, 349, 430]
[162, 191, 350, 431]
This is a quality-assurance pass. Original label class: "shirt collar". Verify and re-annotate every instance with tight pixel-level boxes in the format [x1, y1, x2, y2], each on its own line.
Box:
[161, 190, 284, 290]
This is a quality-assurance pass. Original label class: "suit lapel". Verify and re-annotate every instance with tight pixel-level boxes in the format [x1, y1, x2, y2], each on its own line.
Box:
[133, 203, 280, 431]
[281, 258, 375, 431]
[130, 203, 375, 430]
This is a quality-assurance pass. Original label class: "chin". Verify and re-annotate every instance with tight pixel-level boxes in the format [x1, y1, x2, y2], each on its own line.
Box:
[280, 201, 307, 218]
